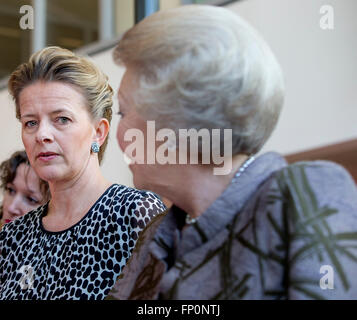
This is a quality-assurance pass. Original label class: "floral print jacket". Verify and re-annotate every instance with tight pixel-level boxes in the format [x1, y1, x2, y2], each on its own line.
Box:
[106, 152, 357, 300]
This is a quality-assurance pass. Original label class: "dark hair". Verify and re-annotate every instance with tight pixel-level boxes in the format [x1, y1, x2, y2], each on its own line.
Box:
[0, 150, 50, 218]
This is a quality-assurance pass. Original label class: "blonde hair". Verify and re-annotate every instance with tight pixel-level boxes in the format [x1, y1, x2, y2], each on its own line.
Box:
[8, 46, 113, 164]
[114, 5, 285, 155]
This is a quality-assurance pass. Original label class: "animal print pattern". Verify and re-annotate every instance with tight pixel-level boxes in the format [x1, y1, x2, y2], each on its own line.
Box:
[0, 184, 166, 300]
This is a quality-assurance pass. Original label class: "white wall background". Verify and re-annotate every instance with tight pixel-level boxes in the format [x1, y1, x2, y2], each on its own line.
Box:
[0, 0, 356, 188]
[229, 0, 357, 155]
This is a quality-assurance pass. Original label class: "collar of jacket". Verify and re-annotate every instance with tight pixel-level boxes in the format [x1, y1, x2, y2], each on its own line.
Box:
[150, 151, 288, 261]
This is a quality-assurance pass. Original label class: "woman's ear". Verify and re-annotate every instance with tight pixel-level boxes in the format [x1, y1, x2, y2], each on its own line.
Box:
[94, 118, 110, 146]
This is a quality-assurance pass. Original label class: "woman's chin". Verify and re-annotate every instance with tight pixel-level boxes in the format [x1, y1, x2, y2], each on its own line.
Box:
[37, 168, 62, 183]
[132, 175, 145, 190]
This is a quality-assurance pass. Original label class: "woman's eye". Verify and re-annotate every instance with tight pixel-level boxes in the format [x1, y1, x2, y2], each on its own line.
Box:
[27, 197, 39, 205]
[117, 111, 124, 118]
[25, 120, 37, 128]
[5, 187, 15, 195]
[56, 117, 70, 124]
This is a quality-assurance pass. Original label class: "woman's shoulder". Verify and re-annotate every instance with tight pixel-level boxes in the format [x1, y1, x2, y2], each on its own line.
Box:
[239, 159, 357, 239]
[232, 158, 357, 299]
[105, 184, 166, 216]
[266, 161, 357, 299]
[100, 184, 167, 241]
[281, 159, 355, 181]
[256, 159, 357, 239]
[275, 160, 357, 202]
[0, 205, 45, 244]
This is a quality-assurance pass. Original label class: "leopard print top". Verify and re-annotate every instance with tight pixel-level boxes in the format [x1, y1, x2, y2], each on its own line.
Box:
[0, 184, 166, 300]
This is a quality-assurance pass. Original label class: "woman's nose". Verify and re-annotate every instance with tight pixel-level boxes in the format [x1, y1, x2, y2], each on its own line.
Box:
[7, 195, 24, 217]
[36, 122, 54, 143]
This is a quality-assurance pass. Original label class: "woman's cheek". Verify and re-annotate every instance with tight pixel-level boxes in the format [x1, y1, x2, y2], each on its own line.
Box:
[116, 123, 129, 153]
[21, 134, 34, 162]
[1, 194, 11, 220]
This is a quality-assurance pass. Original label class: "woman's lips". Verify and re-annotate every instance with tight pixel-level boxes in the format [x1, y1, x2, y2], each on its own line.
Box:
[5, 219, 12, 224]
[37, 153, 59, 162]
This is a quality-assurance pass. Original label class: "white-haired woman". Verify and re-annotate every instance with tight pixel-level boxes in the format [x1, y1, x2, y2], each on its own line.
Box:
[0, 47, 166, 300]
[109, 5, 357, 300]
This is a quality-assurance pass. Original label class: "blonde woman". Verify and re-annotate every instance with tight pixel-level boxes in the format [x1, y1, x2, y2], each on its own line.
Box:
[0, 47, 166, 300]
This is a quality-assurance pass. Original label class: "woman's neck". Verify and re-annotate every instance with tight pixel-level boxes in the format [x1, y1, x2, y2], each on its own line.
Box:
[152, 154, 249, 219]
[45, 158, 111, 227]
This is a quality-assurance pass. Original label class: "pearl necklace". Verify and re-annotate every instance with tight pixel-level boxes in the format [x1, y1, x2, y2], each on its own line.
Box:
[185, 155, 256, 225]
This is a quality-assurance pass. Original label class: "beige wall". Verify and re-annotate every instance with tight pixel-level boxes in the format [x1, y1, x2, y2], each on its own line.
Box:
[114, 0, 182, 35]
[0, 0, 356, 189]
[228, 0, 357, 155]
[88, 50, 134, 186]
[0, 91, 23, 161]
[159, 0, 182, 11]
[115, 0, 135, 35]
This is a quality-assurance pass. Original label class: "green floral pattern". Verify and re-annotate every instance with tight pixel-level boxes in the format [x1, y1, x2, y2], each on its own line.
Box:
[107, 160, 357, 300]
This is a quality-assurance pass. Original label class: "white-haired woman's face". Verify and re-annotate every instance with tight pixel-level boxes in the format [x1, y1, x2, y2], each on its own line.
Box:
[116, 69, 158, 190]
[19, 81, 96, 184]
[1, 163, 43, 225]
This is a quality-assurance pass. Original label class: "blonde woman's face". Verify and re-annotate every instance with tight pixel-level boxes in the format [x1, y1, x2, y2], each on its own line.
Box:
[19, 81, 96, 184]
[1, 163, 43, 225]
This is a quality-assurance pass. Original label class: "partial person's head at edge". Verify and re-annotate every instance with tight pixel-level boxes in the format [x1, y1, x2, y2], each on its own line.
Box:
[0, 150, 50, 227]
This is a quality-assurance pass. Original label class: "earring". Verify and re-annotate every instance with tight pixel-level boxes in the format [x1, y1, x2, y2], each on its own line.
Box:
[91, 142, 100, 153]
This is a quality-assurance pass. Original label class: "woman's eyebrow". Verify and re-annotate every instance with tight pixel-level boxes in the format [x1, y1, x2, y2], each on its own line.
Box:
[50, 108, 74, 115]
[21, 109, 74, 119]
[20, 113, 36, 119]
